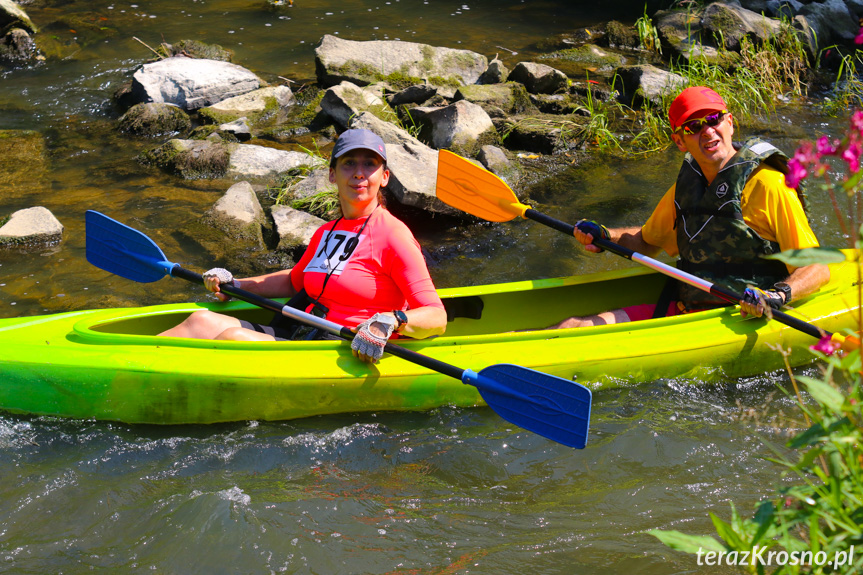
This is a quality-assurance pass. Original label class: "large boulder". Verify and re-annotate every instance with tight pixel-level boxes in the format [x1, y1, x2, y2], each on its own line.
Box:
[799, 0, 860, 48]
[140, 139, 310, 181]
[454, 83, 535, 117]
[0, 0, 38, 34]
[272, 205, 325, 252]
[315, 34, 487, 92]
[117, 102, 192, 137]
[701, 2, 782, 51]
[0, 206, 63, 247]
[128, 56, 262, 111]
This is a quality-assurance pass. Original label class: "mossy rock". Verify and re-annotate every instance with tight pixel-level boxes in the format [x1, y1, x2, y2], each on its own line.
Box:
[118, 103, 192, 137]
[539, 44, 627, 77]
[497, 114, 589, 155]
[455, 83, 537, 115]
[157, 39, 233, 61]
[604, 21, 640, 50]
[138, 139, 230, 180]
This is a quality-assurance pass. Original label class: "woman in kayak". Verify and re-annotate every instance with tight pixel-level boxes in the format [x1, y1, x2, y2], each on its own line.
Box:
[159, 128, 447, 363]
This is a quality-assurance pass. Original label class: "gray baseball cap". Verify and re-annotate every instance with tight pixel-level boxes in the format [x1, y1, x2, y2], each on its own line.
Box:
[331, 129, 387, 162]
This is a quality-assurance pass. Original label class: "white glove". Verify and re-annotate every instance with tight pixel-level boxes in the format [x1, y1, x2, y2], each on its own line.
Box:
[351, 313, 397, 363]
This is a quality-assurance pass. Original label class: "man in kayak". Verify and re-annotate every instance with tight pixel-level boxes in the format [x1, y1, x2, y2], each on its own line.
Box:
[159, 129, 447, 363]
[550, 86, 829, 328]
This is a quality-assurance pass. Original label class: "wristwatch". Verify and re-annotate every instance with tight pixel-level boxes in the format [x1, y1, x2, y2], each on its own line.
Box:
[772, 282, 792, 304]
[393, 310, 408, 330]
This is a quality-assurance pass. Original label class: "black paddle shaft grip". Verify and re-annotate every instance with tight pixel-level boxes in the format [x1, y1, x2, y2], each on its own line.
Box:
[524, 209, 636, 259]
[169, 265, 469, 380]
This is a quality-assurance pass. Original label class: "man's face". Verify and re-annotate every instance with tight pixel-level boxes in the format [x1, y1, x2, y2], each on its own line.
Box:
[670, 110, 735, 178]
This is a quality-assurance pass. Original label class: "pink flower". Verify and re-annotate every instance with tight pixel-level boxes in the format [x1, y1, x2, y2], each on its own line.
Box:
[856, 26, 863, 45]
[841, 142, 861, 173]
[785, 157, 808, 189]
[816, 135, 839, 155]
[810, 335, 840, 356]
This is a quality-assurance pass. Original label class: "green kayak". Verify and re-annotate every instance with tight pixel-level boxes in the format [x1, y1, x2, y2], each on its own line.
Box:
[0, 251, 858, 424]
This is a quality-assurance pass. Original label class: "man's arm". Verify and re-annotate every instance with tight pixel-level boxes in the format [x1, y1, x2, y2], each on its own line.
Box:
[740, 263, 830, 318]
[574, 225, 664, 257]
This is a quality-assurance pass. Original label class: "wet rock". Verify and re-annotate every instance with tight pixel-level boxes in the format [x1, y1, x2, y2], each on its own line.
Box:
[604, 20, 640, 50]
[198, 85, 295, 129]
[529, 93, 583, 115]
[349, 112, 455, 216]
[454, 83, 535, 117]
[272, 205, 325, 251]
[615, 64, 687, 108]
[701, 2, 782, 51]
[320, 81, 391, 130]
[0, 27, 39, 66]
[204, 181, 265, 245]
[286, 167, 333, 202]
[508, 62, 569, 94]
[387, 84, 438, 106]
[227, 143, 311, 180]
[0, 0, 38, 34]
[128, 56, 262, 111]
[411, 100, 496, 150]
[314, 34, 488, 91]
[496, 113, 588, 155]
[159, 39, 233, 62]
[0, 206, 63, 247]
[478, 56, 509, 84]
[117, 102, 192, 137]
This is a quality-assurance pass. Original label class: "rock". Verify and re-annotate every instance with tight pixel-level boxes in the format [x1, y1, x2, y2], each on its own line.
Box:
[117, 102, 192, 137]
[0, 206, 63, 246]
[272, 205, 325, 251]
[496, 114, 586, 155]
[529, 93, 583, 115]
[454, 83, 535, 116]
[478, 145, 515, 179]
[204, 181, 265, 244]
[314, 34, 488, 91]
[0, 27, 38, 66]
[508, 62, 569, 94]
[226, 143, 310, 180]
[219, 118, 251, 141]
[411, 100, 495, 150]
[198, 85, 295, 127]
[128, 56, 262, 111]
[701, 2, 782, 51]
[319, 81, 391, 129]
[614, 64, 687, 108]
[141, 139, 309, 181]
[349, 112, 456, 215]
[0, 0, 38, 34]
[159, 39, 233, 62]
[478, 56, 510, 84]
[287, 167, 333, 202]
[800, 0, 860, 48]
[387, 84, 438, 106]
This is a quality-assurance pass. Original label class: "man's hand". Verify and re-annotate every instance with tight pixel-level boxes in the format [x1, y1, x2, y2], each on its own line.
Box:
[741, 286, 785, 318]
[574, 220, 611, 253]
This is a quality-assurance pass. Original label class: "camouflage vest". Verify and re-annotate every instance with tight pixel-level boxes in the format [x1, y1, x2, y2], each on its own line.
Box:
[673, 137, 797, 311]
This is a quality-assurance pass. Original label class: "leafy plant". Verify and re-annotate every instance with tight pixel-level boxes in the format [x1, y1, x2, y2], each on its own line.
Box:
[635, 4, 662, 54]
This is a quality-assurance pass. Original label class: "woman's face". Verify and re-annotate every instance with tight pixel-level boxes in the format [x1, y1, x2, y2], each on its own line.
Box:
[329, 149, 389, 213]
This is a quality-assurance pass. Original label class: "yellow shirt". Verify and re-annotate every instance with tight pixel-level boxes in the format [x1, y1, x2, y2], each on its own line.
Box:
[641, 166, 819, 272]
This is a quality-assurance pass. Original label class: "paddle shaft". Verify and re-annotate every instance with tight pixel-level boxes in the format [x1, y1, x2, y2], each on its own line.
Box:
[169, 266, 468, 380]
[523, 209, 828, 341]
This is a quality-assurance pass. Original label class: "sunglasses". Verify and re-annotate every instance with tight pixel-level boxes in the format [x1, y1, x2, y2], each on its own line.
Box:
[677, 110, 728, 135]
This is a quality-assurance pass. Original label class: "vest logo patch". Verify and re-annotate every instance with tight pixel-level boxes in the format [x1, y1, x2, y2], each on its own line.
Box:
[716, 182, 729, 198]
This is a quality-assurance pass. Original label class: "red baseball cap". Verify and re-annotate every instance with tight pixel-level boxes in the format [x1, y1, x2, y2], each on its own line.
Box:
[668, 87, 727, 131]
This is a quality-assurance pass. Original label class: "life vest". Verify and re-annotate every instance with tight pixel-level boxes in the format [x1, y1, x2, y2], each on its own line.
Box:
[671, 137, 802, 311]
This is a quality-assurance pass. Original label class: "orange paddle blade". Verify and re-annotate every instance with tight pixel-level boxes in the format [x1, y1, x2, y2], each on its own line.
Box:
[436, 150, 530, 222]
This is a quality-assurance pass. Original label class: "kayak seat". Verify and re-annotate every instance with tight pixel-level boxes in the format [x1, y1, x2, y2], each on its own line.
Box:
[443, 296, 484, 322]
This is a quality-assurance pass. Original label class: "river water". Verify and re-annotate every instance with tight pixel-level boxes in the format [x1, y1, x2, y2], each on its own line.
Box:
[0, 0, 854, 573]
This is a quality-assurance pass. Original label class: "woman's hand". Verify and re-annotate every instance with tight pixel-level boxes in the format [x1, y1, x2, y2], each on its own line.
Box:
[351, 313, 398, 363]
[203, 268, 236, 302]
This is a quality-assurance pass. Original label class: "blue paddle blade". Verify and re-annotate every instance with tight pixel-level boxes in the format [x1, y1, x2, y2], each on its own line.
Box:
[468, 364, 592, 449]
[85, 210, 176, 283]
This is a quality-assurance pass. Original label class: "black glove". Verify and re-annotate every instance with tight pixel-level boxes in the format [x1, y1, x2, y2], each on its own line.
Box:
[575, 219, 611, 252]
[741, 286, 785, 317]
